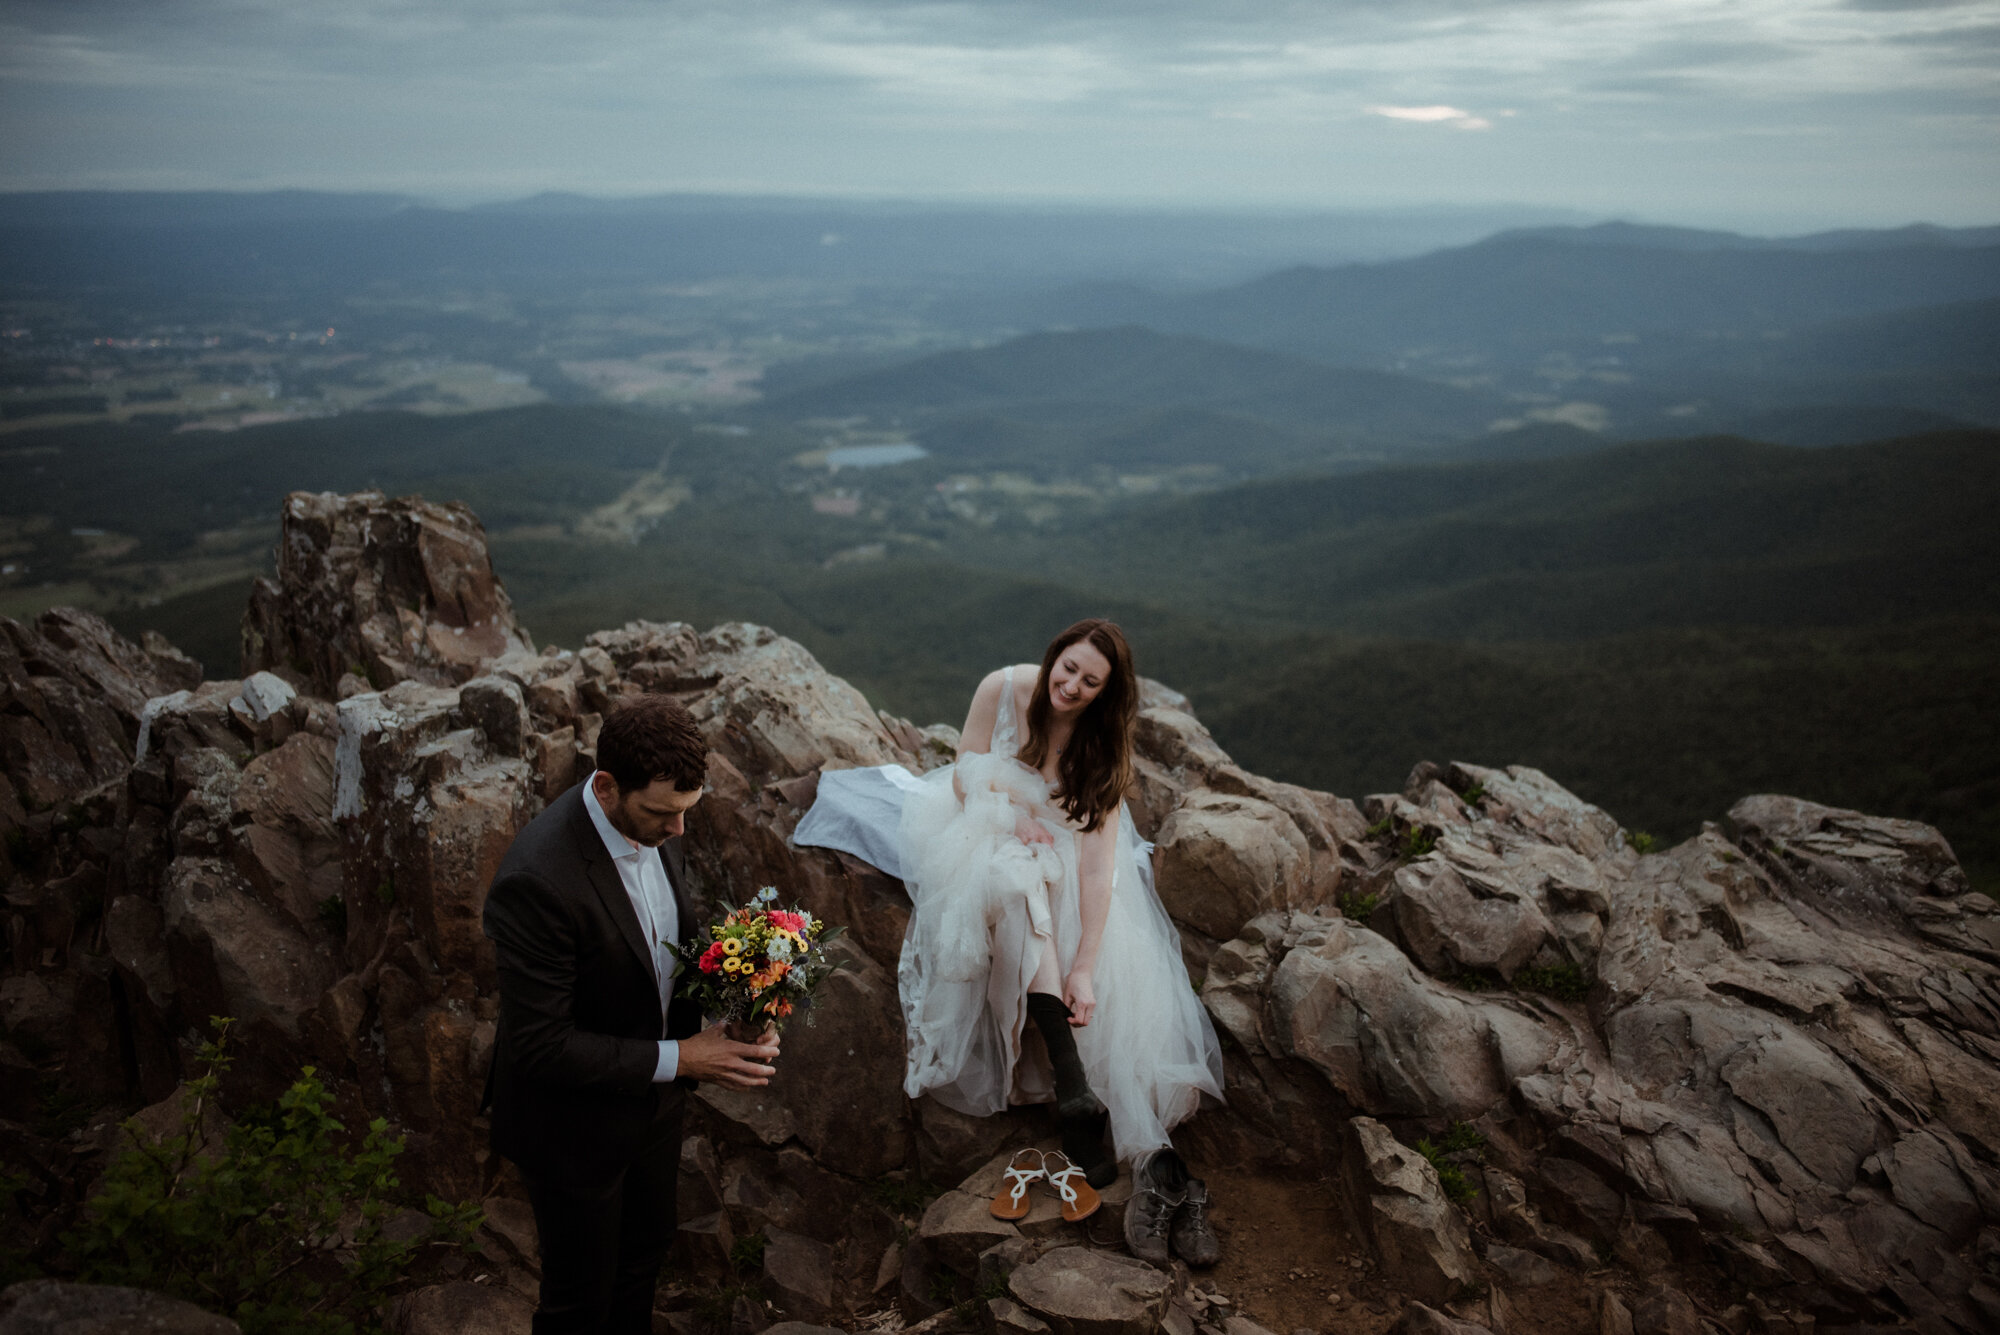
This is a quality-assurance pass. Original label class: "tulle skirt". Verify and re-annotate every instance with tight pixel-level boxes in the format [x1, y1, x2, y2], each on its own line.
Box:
[892, 752, 1224, 1160]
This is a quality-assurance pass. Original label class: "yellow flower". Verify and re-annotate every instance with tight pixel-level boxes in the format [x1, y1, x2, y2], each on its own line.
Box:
[721, 938, 743, 957]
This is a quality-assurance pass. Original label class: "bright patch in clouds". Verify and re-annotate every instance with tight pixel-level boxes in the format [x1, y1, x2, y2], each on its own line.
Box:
[1367, 105, 1493, 131]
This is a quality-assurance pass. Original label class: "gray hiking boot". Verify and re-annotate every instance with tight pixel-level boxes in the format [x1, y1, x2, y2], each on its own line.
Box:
[1123, 1149, 1187, 1266]
[1170, 1176, 1221, 1268]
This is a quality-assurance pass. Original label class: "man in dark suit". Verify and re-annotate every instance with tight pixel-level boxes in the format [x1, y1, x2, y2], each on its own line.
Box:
[483, 693, 780, 1334]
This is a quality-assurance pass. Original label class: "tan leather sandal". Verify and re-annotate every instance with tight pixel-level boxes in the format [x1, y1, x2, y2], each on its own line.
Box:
[989, 1148, 1046, 1221]
[1041, 1149, 1102, 1223]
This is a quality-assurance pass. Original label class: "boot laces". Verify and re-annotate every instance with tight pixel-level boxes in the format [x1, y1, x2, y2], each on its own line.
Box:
[1136, 1184, 1182, 1231]
[1178, 1189, 1212, 1236]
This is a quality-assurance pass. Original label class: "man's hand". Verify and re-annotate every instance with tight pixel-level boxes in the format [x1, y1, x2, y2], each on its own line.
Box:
[677, 1021, 782, 1087]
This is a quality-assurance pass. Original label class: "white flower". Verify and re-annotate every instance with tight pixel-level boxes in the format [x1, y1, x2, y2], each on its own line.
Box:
[756, 885, 778, 903]
[768, 936, 795, 963]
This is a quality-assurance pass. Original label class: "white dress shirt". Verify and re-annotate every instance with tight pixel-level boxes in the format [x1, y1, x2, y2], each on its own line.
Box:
[583, 776, 682, 1083]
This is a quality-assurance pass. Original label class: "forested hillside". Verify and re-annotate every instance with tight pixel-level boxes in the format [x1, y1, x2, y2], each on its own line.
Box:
[15, 405, 1979, 888]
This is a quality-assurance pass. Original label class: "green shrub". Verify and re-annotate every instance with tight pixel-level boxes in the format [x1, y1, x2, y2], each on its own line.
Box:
[1400, 825, 1437, 862]
[1460, 783, 1487, 806]
[1625, 830, 1658, 855]
[1364, 815, 1393, 840]
[870, 1175, 941, 1217]
[728, 1230, 768, 1274]
[65, 1018, 480, 1335]
[1514, 962, 1591, 1003]
[0, 1169, 38, 1288]
[1338, 891, 1381, 922]
[691, 1281, 765, 1333]
[1413, 1139, 1480, 1205]
[1437, 1121, 1487, 1156]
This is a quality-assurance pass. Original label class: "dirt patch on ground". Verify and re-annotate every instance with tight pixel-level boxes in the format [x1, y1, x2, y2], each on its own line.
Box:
[1174, 1157, 1614, 1335]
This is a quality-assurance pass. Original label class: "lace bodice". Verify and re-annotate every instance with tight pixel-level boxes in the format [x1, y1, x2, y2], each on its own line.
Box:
[993, 664, 1023, 759]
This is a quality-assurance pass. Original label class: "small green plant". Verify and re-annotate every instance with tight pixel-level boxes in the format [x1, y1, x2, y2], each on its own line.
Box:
[65, 1017, 481, 1335]
[1624, 830, 1657, 855]
[316, 896, 348, 936]
[1364, 815, 1393, 839]
[955, 1273, 1011, 1322]
[1437, 1121, 1487, 1156]
[871, 1175, 941, 1216]
[1400, 825, 1437, 863]
[1514, 962, 1591, 1003]
[1414, 1132, 1482, 1206]
[0, 1168, 39, 1288]
[691, 1281, 765, 1334]
[1461, 783, 1487, 806]
[32, 1078, 92, 1140]
[1338, 891, 1380, 922]
[728, 1230, 768, 1274]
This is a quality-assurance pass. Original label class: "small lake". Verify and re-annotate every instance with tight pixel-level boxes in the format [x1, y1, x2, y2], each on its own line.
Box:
[827, 443, 928, 469]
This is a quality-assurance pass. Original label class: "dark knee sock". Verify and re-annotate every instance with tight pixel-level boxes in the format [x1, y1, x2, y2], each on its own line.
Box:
[1026, 991, 1103, 1118]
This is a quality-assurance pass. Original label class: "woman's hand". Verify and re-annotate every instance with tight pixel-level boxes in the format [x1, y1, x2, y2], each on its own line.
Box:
[1063, 969, 1096, 1027]
[1014, 813, 1056, 847]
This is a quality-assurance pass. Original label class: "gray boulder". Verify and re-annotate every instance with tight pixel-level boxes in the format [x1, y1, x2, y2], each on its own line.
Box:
[0, 1279, 239, 1334]
[388, 1281, 533, 1335]
[1338, 1118, 1480, 1307]
[1008, 1247, 1171, 1335]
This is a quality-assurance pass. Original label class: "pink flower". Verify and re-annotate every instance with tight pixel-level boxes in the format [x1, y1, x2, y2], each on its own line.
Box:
[767, 910, 806, 934]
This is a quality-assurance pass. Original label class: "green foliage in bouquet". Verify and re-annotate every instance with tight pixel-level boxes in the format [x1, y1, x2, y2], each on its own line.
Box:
[676, 886, 849, 1028]
[64, 1017, 482, 1335]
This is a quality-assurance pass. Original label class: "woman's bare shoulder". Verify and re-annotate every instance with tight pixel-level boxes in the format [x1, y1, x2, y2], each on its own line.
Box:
[971, 663, 1037, 698]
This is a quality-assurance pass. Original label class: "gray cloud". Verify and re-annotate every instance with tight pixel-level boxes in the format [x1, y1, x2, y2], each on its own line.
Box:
[0, 0, 1994, 226]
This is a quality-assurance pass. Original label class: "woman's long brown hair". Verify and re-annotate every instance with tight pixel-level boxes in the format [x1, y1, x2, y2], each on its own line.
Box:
[1016, 619, 1138, 833]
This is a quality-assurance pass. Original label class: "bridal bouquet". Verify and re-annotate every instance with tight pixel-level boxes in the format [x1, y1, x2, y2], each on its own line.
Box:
[674, 886, 845, 1030]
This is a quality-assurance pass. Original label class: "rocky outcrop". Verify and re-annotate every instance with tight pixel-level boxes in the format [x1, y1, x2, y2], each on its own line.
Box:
[242, 490, 532, 696]
[6, 489, 1998, 1335]
[1198, 758, 2000, 1332]
[2, 608, 197, 876]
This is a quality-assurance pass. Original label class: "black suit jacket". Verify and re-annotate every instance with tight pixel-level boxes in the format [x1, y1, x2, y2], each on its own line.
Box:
[482, 782, 706, 1187]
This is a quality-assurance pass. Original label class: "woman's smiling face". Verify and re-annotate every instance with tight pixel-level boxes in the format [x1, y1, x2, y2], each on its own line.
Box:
[1047, 638, 1113, 717]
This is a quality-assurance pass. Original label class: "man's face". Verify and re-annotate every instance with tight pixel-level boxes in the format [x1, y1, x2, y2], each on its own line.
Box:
[594, 771, 703, 847]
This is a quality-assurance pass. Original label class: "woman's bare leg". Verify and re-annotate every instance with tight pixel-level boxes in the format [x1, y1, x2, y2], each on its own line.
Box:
[1028, 936, 1061, 997]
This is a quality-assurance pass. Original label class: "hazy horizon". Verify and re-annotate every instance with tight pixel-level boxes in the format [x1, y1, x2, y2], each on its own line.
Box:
[4, 0, 1997, 236]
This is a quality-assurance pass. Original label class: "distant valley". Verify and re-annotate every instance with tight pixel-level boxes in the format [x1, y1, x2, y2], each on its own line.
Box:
[2, 191, 1995, 893]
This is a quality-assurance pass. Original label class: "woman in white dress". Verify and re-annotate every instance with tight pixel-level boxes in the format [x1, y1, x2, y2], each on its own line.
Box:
[886, 619, 1224, 1192]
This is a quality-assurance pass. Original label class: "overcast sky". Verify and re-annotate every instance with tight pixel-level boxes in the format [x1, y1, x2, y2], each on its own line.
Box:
[2, 0, 1995, 230]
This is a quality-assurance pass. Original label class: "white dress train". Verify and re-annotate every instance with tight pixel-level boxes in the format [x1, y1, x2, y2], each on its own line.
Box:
[795, 667, 1224, 1161]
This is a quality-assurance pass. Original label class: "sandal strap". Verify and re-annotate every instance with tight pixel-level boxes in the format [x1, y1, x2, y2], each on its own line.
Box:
[1044, 1163, 1086, 1205]
[1002, 1165, 1042, 1205]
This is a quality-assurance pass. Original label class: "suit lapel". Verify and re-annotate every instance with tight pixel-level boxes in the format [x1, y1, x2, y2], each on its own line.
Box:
[568, 795, 660, 988]
[661, 838, 691, 946]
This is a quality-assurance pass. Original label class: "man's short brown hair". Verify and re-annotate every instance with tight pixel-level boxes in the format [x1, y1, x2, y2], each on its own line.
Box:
[596, 693, 707, 793]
